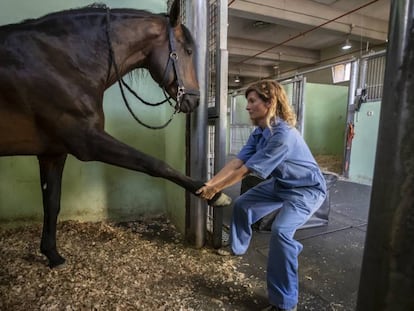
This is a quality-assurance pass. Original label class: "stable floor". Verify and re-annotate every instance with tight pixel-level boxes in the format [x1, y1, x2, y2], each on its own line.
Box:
[221, 178, 372, 311]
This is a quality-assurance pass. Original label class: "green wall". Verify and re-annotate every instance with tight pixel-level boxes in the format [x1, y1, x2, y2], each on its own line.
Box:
[164, 112, 187, 231]
[0, 0, 188, 231]
[303, 83, 348, 156]
[348, 101, 381, 185]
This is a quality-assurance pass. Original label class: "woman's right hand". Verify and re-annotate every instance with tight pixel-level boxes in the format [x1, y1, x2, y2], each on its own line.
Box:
[196, 184, 218, 200]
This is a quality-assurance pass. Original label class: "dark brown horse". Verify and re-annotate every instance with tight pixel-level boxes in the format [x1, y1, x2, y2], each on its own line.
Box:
[0, 1, 230, 268]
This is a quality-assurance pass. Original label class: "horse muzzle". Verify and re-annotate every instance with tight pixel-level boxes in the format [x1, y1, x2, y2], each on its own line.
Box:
[176, 90, 200, 113]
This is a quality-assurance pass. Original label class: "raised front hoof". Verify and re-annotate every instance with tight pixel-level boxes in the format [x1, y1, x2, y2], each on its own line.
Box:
[208, 192, 232, 207]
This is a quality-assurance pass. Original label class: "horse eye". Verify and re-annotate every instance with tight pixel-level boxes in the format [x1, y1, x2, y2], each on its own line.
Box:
[186, 48, 192, 55]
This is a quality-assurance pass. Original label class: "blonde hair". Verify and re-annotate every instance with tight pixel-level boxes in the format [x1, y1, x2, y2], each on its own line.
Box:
[245, 80, 297, 128]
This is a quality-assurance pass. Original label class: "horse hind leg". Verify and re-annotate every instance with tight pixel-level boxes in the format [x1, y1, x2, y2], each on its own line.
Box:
[37, 154, 67, 268]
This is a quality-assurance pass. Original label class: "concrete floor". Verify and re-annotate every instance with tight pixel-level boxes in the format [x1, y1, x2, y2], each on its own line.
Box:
[220, 178, 372, 311]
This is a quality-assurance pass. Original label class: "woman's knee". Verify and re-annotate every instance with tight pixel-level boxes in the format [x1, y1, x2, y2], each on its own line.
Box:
[271, 223, 295, 241]
[233, 195, 249, 212]
[270, 225, 302, 253]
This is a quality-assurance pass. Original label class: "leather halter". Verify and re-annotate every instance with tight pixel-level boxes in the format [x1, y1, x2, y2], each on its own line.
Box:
[105, 8, 199, 123]
[159, 19, 200, 111]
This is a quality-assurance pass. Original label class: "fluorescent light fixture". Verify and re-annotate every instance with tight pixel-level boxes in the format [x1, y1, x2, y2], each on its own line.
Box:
[342, 38, 352, 50]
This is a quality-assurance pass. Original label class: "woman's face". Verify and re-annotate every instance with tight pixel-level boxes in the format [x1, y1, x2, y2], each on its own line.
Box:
[246, 90, 269, 127]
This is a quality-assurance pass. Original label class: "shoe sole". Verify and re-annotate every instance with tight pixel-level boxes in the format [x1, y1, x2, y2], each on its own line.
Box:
[216, 248, 235, 256]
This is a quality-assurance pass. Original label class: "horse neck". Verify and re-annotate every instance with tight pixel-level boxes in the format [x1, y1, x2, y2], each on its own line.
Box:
[108, 13, 166, 81]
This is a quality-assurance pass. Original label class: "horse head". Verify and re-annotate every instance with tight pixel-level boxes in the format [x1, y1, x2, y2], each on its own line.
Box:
[147, 0, 200, 113]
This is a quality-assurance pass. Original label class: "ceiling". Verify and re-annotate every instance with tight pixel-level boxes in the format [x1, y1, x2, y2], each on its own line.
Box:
[227, 0, 391, 89]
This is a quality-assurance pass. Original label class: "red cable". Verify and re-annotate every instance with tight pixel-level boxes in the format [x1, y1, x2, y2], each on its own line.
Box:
[234, 0, 380, 66]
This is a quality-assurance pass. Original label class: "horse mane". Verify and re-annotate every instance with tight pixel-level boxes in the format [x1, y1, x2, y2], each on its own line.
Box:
[0, 3, 162, 30]
[85, 2, 108, 9]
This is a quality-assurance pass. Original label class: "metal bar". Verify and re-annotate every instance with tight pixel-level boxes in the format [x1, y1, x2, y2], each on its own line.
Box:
[294, 58, 356, 78]
[298, 77, 305, 136]
[342, 59, 359, 177]
[230, 58, 356, 95]
[357, 0, 414, 309]
[360, 49, 386, 59]
[293, 76, 305, 135]
[214, 0, 228, 177]
[212, 0, 228, 249]
[185, 0, 208, 248]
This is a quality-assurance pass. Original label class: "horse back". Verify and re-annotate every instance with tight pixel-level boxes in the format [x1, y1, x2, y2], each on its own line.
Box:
[0, 15, 109, 156]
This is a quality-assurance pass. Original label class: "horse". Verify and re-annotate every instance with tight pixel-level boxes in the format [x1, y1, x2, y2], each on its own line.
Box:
[0, 0, 231, 268]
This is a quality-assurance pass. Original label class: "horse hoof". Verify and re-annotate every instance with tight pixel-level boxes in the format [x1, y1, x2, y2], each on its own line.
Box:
[49, 257, 66, 269]
[208, 192, 232, 207]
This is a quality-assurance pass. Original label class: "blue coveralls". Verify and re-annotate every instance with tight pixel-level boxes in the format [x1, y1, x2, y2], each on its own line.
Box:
[231, 119, 327, 309]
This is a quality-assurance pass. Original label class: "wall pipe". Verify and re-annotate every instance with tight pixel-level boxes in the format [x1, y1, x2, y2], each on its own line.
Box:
[356, 0, 414, 309]
[230, 57, 357, 95]
[271, 45, 386, 82]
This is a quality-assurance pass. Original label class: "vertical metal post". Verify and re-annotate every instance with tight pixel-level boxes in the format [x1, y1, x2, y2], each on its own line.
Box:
[212, 0, 228, 248]
[342, 59, 359, 177]
[185, 0, 208, 248]
[294, 77, 305, 135]
[214, 1, 228, 171]
[356, 1, 414, 310]
[280, 77, 305, 135]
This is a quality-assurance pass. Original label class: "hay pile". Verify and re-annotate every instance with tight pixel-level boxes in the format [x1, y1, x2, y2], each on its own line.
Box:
[0, 216, 264, 310]
[315, 155, 343, 174]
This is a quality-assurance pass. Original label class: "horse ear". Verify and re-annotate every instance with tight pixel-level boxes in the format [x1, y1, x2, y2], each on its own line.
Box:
[169, 0, 181, 27]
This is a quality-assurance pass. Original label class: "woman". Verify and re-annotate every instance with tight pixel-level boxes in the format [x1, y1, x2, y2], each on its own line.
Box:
[197, 80, 326, 311]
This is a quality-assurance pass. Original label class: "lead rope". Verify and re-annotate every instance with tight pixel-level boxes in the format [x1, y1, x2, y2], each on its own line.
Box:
[120, 79, 174, 107]
[105, 8, 178, 130]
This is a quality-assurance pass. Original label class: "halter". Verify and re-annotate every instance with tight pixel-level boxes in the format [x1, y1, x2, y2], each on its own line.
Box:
[105, 8, 199, 129]
[159, 19, 200, 106]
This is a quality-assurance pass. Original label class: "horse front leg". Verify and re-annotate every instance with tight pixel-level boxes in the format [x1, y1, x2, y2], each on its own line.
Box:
[37, 154, 67, 268]
[67, 130, 231, 206]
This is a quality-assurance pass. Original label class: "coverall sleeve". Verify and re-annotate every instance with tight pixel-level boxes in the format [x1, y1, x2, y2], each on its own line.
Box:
[244, 131, 289, 179]
[237, 132, 257, 163]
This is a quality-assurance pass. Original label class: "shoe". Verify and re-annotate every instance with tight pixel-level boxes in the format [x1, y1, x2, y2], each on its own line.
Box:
[216, 246, 234, 256]
[261, 305, 297, 311]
